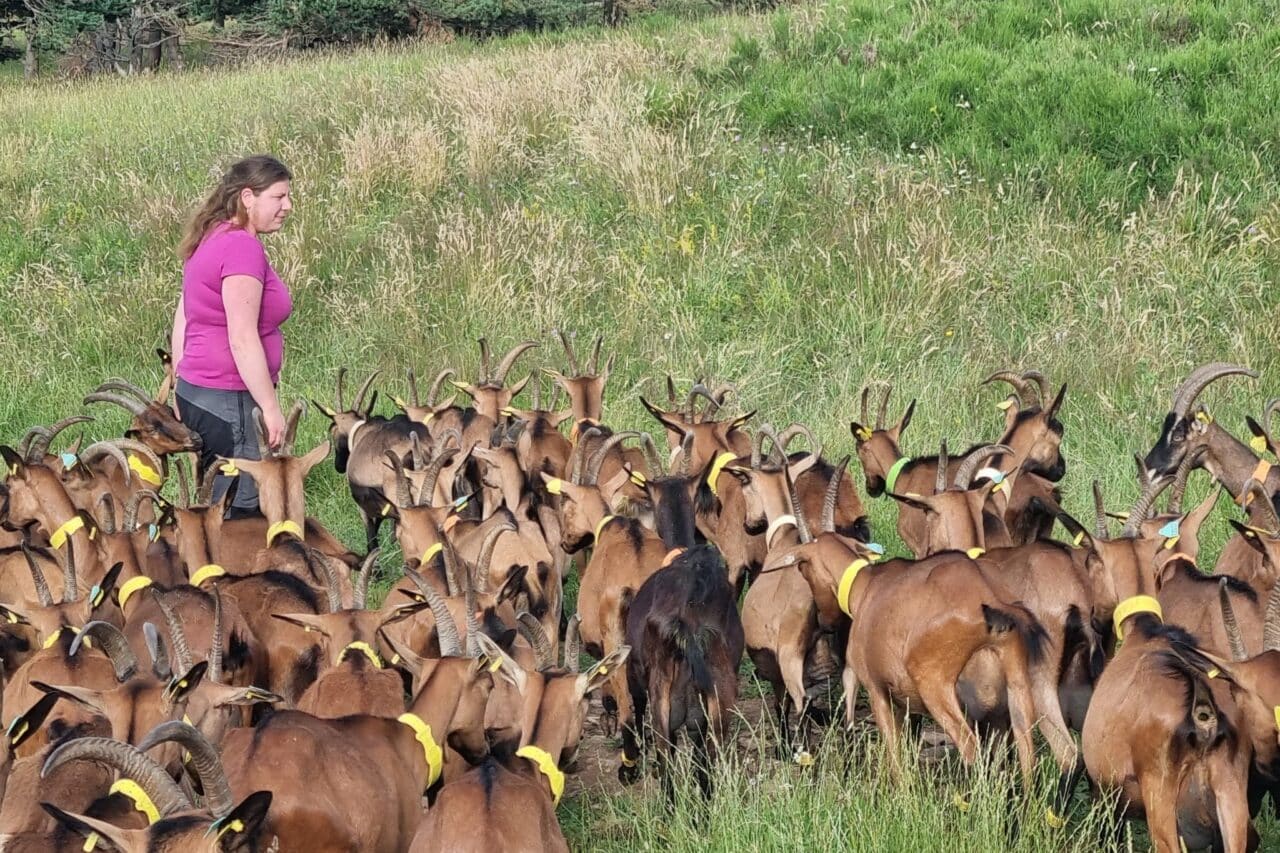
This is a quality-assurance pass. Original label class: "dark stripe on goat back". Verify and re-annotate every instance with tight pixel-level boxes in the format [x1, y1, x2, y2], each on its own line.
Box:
[1173, 563, 1258, 600]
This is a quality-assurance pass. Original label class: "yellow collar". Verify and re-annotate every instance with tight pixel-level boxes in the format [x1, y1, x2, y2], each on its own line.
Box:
[49, 514, 90, 550]
[1113, 595, 1162, 641]
[109, 778, 160, 824]
[338, 641, 382, 668]
[420, 542, 443, 564]
[190, 564, 227, 587]
[706, 452, 738, 497]
[837, 559, 870, 617]
[127, 453, 163, 487]
[398, 712, 443, 788]
[117, 576, 154, 610]
[266, 519, 304, 545]
[517, 744, 565, 806]
[594, 515, 618, 542]
[765, 515, 796, 548]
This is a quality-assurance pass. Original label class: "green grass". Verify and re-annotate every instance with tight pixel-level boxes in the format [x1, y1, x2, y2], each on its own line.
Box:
[3, 0, 1280, 847]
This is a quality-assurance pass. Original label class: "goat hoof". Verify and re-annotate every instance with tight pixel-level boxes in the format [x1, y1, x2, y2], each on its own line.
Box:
[618, 761, 642, 785]
[600, 712, 618, 738]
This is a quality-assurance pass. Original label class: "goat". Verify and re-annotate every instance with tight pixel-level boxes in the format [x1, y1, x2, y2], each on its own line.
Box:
[1143, 362, 1260, 483]
[449, 339, 539, 423]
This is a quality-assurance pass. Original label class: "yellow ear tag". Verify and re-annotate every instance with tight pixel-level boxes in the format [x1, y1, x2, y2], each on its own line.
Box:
[393, 396, 407, 409]
[1195, 410, 1214, 425]
[545, 478, 563, 495]
[1163, 535, 1180, 550]
[965, 547, 986, 559]
[488, 657, 502, 673]
[1072, 531, 1085, 547]
[83, 832, 99, 851]
[855, 426, 872, 441]
[110, 778, 160, 824]
[996, 400, 1014, 411]
[598, 666, 608, 676]
[629, 471, 647, 486]
[219, 462, 239, 476]
[1207, 668, 1220, 679]
[1252, 435, 1270, 454]
[380, 503, 392, 517]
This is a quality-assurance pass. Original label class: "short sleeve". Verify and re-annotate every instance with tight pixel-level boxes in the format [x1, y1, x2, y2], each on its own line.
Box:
[217, 231, 268, 282]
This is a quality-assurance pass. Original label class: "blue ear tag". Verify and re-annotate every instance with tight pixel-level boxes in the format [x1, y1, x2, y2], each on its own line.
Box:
[989, 471, 1005, 484]
[148, 524, 159, 542]
[89, 584, 104, 607]
[60, 453, 78, 468]
[452, 495, 469, 509]
[867, 542, 886, 555]
[1158, 519, 1180, 538]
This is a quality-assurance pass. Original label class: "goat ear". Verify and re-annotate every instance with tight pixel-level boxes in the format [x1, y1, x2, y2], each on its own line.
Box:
[41, 804, 135, 852]
[211, 790, 273, 851]
[299, 441, 331, 477]
[311, 400, 337, 421]
[449, 380, 478, 400]
[886, 492, 933, 513]
[166, 661, 209, 703]
[849, 421, 871, 443]
[473, 632, 526, 694]
[542, 368, 570, 389]
[894, 400, 916, 437]
[377, 628, 426, 678]
[787, 453, 818, 481]
[727, 411, 756, 433]
[496, 567, 527, 605]
[1052, 508, 1095, 551]
[1046, 383, 1067, 419]
[0, 446, 24, 472]
[214, 685, 284, 707]
[271, 613, 331, 637]
[548, 410, 574, 428]
[639, 397, 688, 439]
[0, 604, 28, 626]
[380, 601, 430, 627]
[93, 562, 125, 612]
[580, 646, 630, 696]
[31, 681, 107, 715]
[7, 691, 60, 749]
[1228, 519, 1268, 553]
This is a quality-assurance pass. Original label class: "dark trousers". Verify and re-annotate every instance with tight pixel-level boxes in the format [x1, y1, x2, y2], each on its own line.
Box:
[175, 377, 261, 517]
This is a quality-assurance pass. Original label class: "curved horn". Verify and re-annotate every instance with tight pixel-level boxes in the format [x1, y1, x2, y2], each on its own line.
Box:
[420, 447, 460, 507]
[18, 426, 49, 460]
[556, 329, 580, 375]
[1168, 445, 1208, 515]
[21, 545, 53, 608]
[78, 441, 131, 483]
[1265, 398, 1280, 446]
[96, 493, 118, 536]
[403, 567, 463, 657]
[584, 432, 640, 486]
[492, 341, 539, 385]
[144, 622, 171, 681]
[438, 531, 461, 598]
[281, 400, 307, 456]
[27, 415, 95, 460]
[197, 464, 222, 506]
[589, 335, 604, 375]
[334, 367, 347, 412]
[954, 445, 1013, 490]
[517, 612, 553, 670]
[60, 539, 79, 603]
[427, 369, 455, 406]
[409, 433, 426, 471]
[1171, 363, 1257, 417]
[1020, 370, 1051, 406]
[1218, 578, 1247, 662]
[687, 384, 722, 419]
[1242, 479, 1280, 535]
[460, 542, 482, 657]
[406, 368, 420, 408]
[935, 440, 949, 494]
[677, 430, 696, 477]
[136, 721, 234, 818]
[639, 433, 664, 476]
[876, 384, 893, 430]
[94, 378, 153, 404]
[785, 465, 812, 545]
[1265, 580, 1280, 652]
[72, 622, 139, 682]
[84, 391, 147, 417]
[563, 613, 581, 672]
[1093, 481, 1109, 539]
[311, 551, 343, 614]
[354, 549, 380, 610]
[352, 371, 380, 414]
[568, 427, 601, 485]
[777, 423, 822, 461]
[41, 737, 190, 817]
[208, 587, 224, 684]
[250, 408, 272, 459]
[476, 520, 517, 590]
[821, 456, 849, 534]
[1121, 467, 1173, 538]
[755, 423, 783, 469]
[981, 371, 1034, 408]
[152, 591, 193, 676]
[386, 451, 414, 508]
[124, 489, 161, 533]
[477, 339, 493, 384]
[858, 385, 871, 427]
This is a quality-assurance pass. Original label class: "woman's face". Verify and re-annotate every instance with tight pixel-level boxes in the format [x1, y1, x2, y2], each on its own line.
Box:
[240, 180, 292, 235]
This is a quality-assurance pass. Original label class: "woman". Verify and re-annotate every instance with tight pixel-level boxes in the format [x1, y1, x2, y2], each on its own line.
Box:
[170, 155, 294, 517]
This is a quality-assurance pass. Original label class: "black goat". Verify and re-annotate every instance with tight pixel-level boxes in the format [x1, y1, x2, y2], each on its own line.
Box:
[618, 543, 744, 799]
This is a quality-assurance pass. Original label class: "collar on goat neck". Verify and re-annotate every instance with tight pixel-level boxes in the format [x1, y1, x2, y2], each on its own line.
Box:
[49, 513, 93, 550]
[266, 520, 305, 545]
[347, 420, 368, 450]
[705, 452, 738, 497]
[517, 744, 566, 806]
[883, 457, 911, 495]
[398, 713, 444, 788]
[765, 515, 797, 549]
[593, 514, 620, 543]
[569, 418, 600, 445]
[837, 558, 872, 617]
[1113, 595, 1163, 642]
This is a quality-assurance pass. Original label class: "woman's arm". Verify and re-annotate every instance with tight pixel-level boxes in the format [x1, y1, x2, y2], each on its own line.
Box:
[170, 295, 187, 418]
[222, 275, 285, 449]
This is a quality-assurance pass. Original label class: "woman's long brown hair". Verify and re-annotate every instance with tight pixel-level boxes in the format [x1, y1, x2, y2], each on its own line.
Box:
[178, 155, 292, 260]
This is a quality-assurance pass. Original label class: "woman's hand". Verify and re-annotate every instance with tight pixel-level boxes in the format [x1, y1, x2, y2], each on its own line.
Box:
[261, 403, 286, 449]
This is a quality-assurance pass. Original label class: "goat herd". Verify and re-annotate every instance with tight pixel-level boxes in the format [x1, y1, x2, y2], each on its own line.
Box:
[0, 339, 1275, 851]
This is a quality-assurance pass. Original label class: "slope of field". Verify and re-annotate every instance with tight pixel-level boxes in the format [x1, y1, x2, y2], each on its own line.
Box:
[3, 1, 1280, 847]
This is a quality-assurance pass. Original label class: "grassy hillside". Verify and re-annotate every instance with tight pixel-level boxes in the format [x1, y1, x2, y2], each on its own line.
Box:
[3, 0, 1280, 847]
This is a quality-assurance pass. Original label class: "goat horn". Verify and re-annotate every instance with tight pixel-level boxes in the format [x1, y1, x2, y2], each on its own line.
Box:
[352, 372, 380, 414]
[688, 385, 722, 419]
[677, 430, 696, 477]
[421, 448, 459, 507]
[96, 493, 118, 536]
[1121, 467, 1173, 538]
[569, 427, 602, 485]
[1265, 398, 1280, 446]
[493, 341, 539, 385]
[1242, 479, 1280, 535]
[1168, 445, 1208, 515]
[427, 369, 455, 406]
[84, 391, 147, 417]
[1020, 370, 1050, 407]
[21, 545, 53, 608]
[409, 433, 426, 471]
[585, 432, 640, 486]
[406, 369, 420, 407]
[858, 385, 871, 427]
[517, 612, 553, 670]
[778, 423, 822, 461]
[1171, 363, 1257, 417]
[438, 531, 461, 598]
[208, 587, 224, 684]
[459, 541, 482, 657]
[60, 539, 79, 603]
[665, 376, 678, 407]
[124, 489, 161, 533]
[41, 737, 189, 817]
[335, 367, 348, 412]
[1265, 580, 1280, 652]
[18, 426, 49, 459]
[786, 465, 812, 545]
[981, 371, 1034, 408]
[477, 339, 493, 384]
[72, 622, 138, 682]
[564, 614, 581, 672]
[955, 445, 1013, 490]
[251, 408, 272, 459]
[1091, 480, 1109, 539]
[1218, 578, 1247, 662]
[876, 385, 893, 430]
[27, 415, 95, 460]
[755, 423, 783, 469]
[354, 549, 380, 610]
[477, 520, 517, 591]
[386, 451, 414, 508]
[281, 400, 307, 456]
[404, 567, 463, 657]
[197, 464, 222, 506]
[144, 622, 171, 681]
[556, 329, 580, 375]
[936, 441, 949, 494]
[310, 550, 344, 613]
[78, 441, 131, 481]
[639, 433, 664, 476]
[94, 378, 153, 404]
[153, 591, 193, 675]
[821, 456, 849, 534]
[137, 721, 234, 819]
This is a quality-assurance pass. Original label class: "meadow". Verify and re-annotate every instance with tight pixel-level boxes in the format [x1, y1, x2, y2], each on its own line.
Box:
[3, 0, 1280, 846]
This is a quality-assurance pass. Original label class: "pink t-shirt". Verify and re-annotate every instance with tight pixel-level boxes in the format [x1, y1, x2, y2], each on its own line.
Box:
[178, 222, 292, 391]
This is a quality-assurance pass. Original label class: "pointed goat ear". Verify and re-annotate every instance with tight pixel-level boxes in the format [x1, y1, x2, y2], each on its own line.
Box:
[473, 632, 526, 694]
[299, 441, 331, 476]
[896, 400, 916, 436]
[212, 791, 274, 852]
[728, 411, 756, 433]
[7, 691, 61, 749]
[1047, 383, 1067, 419]
[579, 645, 630, 696]
[886, 491, 933, 513]
[639, 397, 688, 438]
[1053, 508, 1095, 552]
[271, 613, 332, 637]
[166, 661, 209, 703]
[41, 804, 136, 852]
